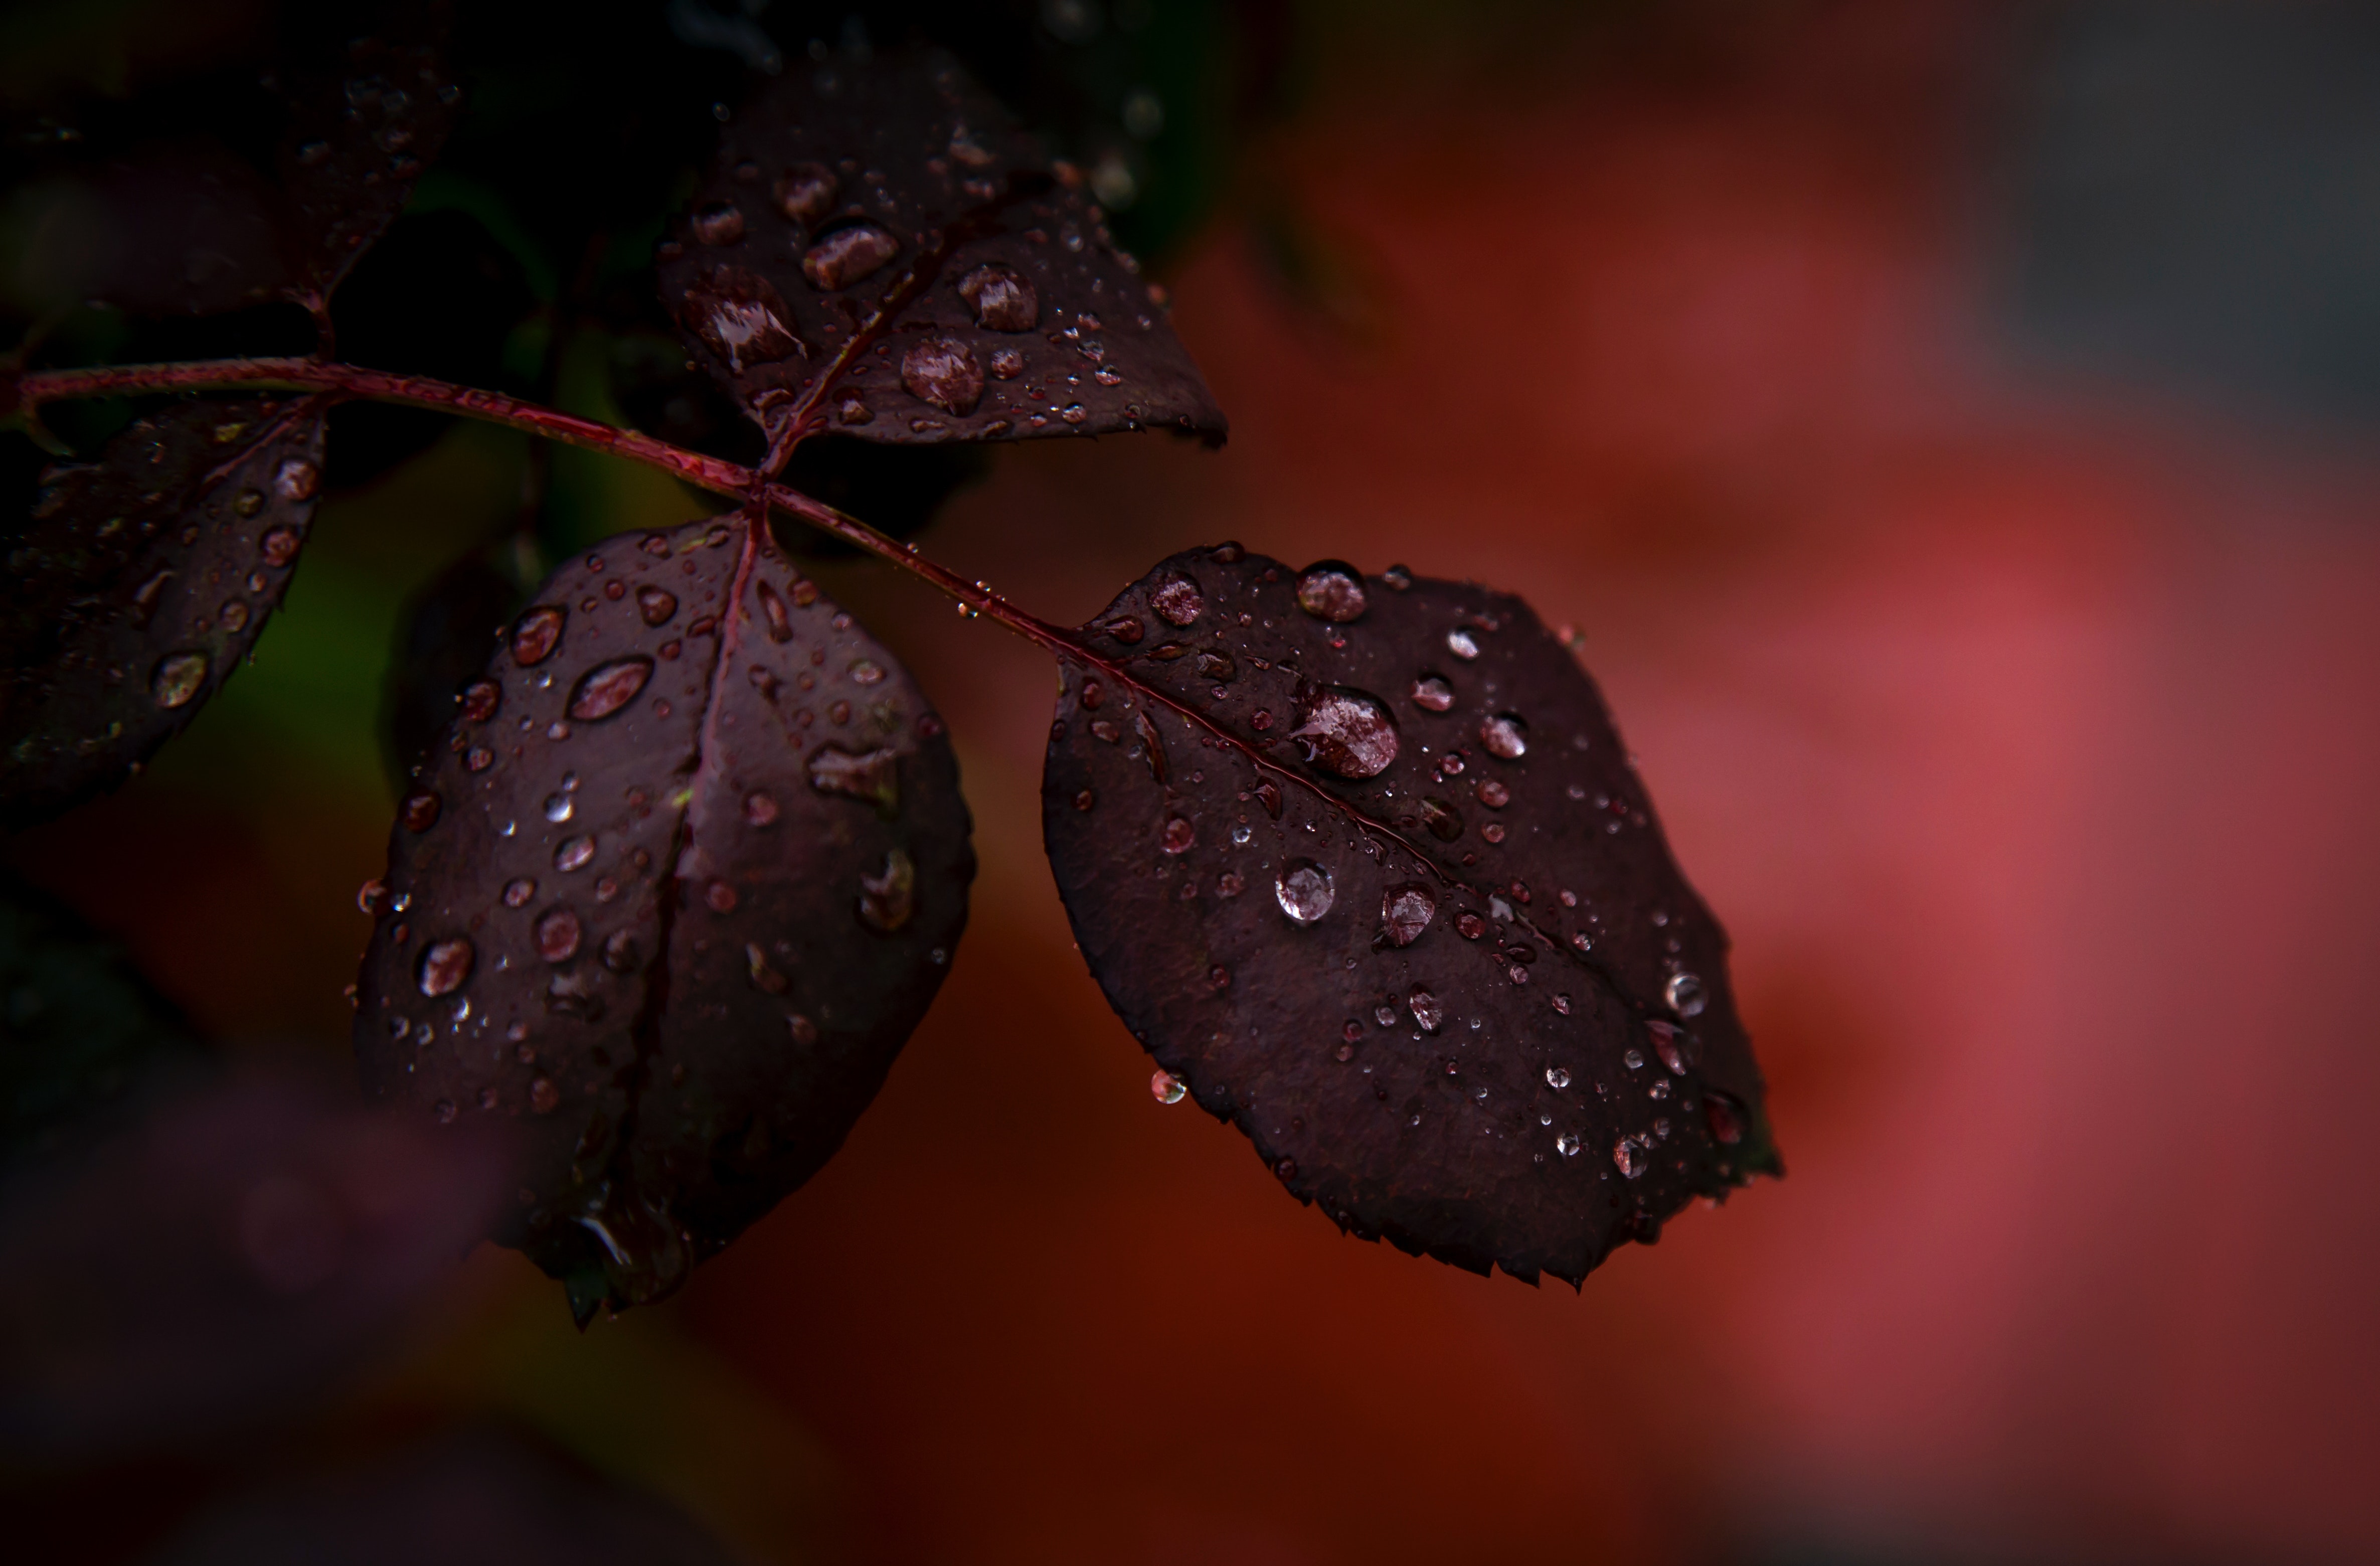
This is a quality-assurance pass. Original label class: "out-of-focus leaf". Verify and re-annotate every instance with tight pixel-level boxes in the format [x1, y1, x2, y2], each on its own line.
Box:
[1, 395, 328, 826]
[1040, 546, 1781, 1285]
[354, 514, 973, 1320]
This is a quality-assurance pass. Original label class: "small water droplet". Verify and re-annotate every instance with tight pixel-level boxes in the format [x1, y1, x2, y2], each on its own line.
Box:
[417, 937, 474, 996]
[1149, 572, 1203, 625]
[1706, 1091, 1745, 1144]
[502, 878, 536, 907]
[637, 586, 678, 625]
[847, 658, 885, 685]
[1624, 1048, 1645, 1070]
[435, 1099, 457, 1124]
[555, 836, 595, 872]
[687, 265, 805, 370]
[1217, 870, 1244, 897]
[531, 1075, 561, 1115]
[858, 848, 915, 932]
[536, 907, 581, 963]
[1274, 858, 1335, 924]
[958, 262, 1038, 331]
[274, 457, 319, 501]
[460, 680, 500, 723]
[233, 487, 265, 519]
[151, 652, 208, 708]
[1408, 986, 1444, 1033]
[1557, 1132, 1582, 1157]
[544, 793, 574, 824]
[512, 606, 566, 666]
[691, 200, 747, 244]
[1410, 676, 1454, 712]
[1613, 1137, 1644, 1177]
[901, 335, 985, 415]
[1294, 562, 1368, 622]
[1446, 628, 1480, 660]
[357, 878, 386, 915]
[1160, 816, 1196, 854]
[568, 657, 653, 722]
[803, 223, 900, 289]
[1381, 883, 1436, 947]
[1480, 713, 1528, 759]
[1420, 796, 1464, 841]
[1547, 1066, 1572, 1089]
[1649, 1019, 1696, 1074]
[773, 161, 837, 222]
[745, 792, 779, 825]
[1151, 1070, 1187, 1105]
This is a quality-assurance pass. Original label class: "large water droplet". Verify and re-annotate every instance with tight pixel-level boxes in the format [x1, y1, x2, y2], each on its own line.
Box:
[901, 335, 985, 415]
[1381, 883, 1436, 947]
[858, 848, 916, 932]
[691, 200, 747, 245]
[1149, 572, 1203, 625]
[1274, 858, 1335, 924]
[1151, 1070, 1186, 1105]
[686, 265, 806, 371]
[1295, 561, 1368, 622]
[1408, 986, 1444, 1033]
[1665, 972, 1706, 1018]
[773, 161, 836, 222]
[802, 223, 899, 289]
[1480, 712, 1528, 759]
[958, 262, 1039, 331]
[568, 656, 654, 722]
[417, 937, 474, 997]
[1289, 686, 1398, 778]
[511, 606, 566, 666]
[536, 907, 582, 963]
[151, 652, 208, 708]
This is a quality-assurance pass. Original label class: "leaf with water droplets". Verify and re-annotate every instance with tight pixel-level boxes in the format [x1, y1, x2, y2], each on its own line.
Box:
[1040, 546, 1780, 1285]
[352, 515, 973, 1320]
[654, 45, 1225, 448]
[1, 398, 329, 827]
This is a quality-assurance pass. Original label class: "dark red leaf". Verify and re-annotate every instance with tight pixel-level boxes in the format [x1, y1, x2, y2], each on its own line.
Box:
[655, 46, 1225, 448]
[352, 515, 974, 1319]
[1040, 547, 1781, 1285]
[1, 397, 329, 827]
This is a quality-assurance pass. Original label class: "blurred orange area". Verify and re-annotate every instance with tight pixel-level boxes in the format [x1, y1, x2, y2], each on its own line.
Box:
[12, 3, 2379, 1563]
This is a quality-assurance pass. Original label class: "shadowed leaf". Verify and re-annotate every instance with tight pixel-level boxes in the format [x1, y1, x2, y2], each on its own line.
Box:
[1040, 546, 1780, 1285]
[1, 396, 328, 826]
[353, 514, 973, 1319]
[655, 45, 1225, 449]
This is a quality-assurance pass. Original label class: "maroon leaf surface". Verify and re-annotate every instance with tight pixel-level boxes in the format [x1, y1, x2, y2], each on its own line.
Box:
[1040, 547, 1781, 1285]
[1, 397, 328, 827]
[655, 46, 1225, 448]
[352, 515, 973, 1318]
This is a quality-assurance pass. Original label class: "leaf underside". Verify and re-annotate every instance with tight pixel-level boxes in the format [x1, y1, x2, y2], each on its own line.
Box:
[1, 398, 328, 827]
[656, 46, 1226, 448]
[1040, 547, 1781, 1286]
[353, 514, 974, 1317]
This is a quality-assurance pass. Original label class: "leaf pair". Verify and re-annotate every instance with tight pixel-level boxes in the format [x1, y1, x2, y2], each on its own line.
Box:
[350, 46, 1776, 1315]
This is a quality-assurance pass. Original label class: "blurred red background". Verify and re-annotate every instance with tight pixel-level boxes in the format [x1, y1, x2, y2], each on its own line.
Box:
[9, 3, 2377, 1562]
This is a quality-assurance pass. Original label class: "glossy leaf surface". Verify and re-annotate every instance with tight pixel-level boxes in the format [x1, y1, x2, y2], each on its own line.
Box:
[1, 397, 328, 827]
[655, 46, 1225, 447]
[353, 515, 973, 1318]
[1040, 547, 1780, 1285]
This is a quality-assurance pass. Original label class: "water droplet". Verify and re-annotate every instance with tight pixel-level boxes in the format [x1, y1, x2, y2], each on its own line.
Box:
[1149, 572, 1203, 626]
[274, 457, 319, 501]
[1196, 650, 1237, 682]
[1273, 1157, 1298, 1182]
[808, 744, 899, 814]
[901, 335, 985, 415]
[1624, 1048, 1644, 1070]
[1150, 1069, 1186, 1105]
[1289, 686, 1398, 777]
[688, 266, 806, 371]
[568, 656, 654, 721]
[746, 942, 788, 993]
[218, 599, 249, 633]
[1074, 789, 1096, 812]
[1455, 911, 1487, 939]
[1408, 986, 1444, 1033]
[555, 836, 595, 872]
[1160, 816, 1196, 854]
[1274, 858, 1335, 924]
[1420, 796, 1464, 841]
[989, 346, 1026, 380]
[1665, 972, 1705, 1018]
[848, 658, 885, 685]
[543, 793, 574, 824]
[957, 262, 1039, 331]
[745, 792, 779, 825]
[1649, 1019, 1695, 1074]
[435, 1099, 457, 1124]
[417, 937, 474, 996]
[357, 878, 386, 915]
[233, 487, 265, 519]
[530, 1075, 561, 1115]
[1446, 628, 1480, 660]
[1547, 1066, 1572, 1089]
[705, 879, 738, 913]
[858, 849, 916, 932]
[1480, 822, 1506, 844]
[512, 606, 566, 666]
[691, 200, 747, 244]
[601, 929, 640, 972]
[1295, 561, 1368, 622]
[1381, 883, 1436, 947]
[536, 907, 581, 963]
[1410, 676, 1454, 712]
[803, 223, 900, 289]
[1217, 871, 1244, 897]
[1706, 1091, 1745, 1145]
[1480, 713, 1528, 759]
[151, 652, 207, 708]
[1552, 992, 1572, 1015]
[1613, 1137, 1644, 1177]
[460, 680, 501, 723]
[502, 878, 536, 907]
[773, 161, 837, 222]
[464, 745, 494, 772]
[637, 586, 678, 626]
[1557, 1132, 1582, 1157]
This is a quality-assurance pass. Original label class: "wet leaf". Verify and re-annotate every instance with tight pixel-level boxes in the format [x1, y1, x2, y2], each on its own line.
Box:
[655, 45, 1226, 448]
[381, 547, 529, 791]
[353, 515, 974, 1319]
[1040, 546, 1781, 1285]
[0, 396, 329, 827]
